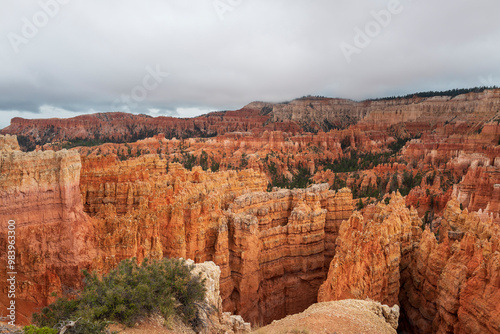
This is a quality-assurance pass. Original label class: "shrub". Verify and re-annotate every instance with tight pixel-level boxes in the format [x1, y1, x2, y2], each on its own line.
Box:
[23, 325, 58, 334]
[199, 150, 209, 171]
[239, 153, 248, 169]
[210, 159, 220, 172]
[32, 258, 206, 333]
[182, 153, 197, 170]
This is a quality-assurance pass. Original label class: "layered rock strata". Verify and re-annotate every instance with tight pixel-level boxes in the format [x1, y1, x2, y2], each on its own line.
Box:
[400, 199, 500, 333]
[0, 137, 96, 323]
[4, 89, 499, 149]
[222, 185, 353, 324]
[79, 155, 268, 270]
[453, 165, 500, 222]
[79, 154, 354, 325]
[317, 192, 422, 306]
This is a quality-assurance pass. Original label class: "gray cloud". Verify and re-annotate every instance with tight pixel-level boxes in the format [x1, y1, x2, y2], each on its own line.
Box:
[1, 0, 499, 129]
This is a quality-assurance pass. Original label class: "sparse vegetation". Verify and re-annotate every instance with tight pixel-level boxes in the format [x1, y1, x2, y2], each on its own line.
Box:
[210, 158, 220, 172]
[16, 135, 37, 152]
[267, 162, 312, 190]
[32, 258, 206, 334]
[320, 151, 392, 173]
[22, 325, 58, 334]
[199, 150, 209, 171]
[61, 138, 109, 150]
[240, 153, 248, 168]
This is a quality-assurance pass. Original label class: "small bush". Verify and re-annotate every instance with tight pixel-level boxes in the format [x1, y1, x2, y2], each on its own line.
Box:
[23, 325, 58, 334]
[32, 258, 206, 333]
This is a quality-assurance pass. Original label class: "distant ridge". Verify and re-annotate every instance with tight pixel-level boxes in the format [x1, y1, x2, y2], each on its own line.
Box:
[370, 86, 499, 101]
[2, 88, 499, 151]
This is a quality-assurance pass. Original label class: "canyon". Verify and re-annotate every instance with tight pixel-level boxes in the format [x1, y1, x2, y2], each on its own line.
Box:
[1, 89, 499, 333]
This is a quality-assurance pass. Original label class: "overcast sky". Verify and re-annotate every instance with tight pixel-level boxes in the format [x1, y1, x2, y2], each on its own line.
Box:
[1, 0, 499, 129]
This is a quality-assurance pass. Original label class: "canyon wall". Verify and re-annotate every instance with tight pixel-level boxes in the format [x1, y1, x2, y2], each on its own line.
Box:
[400, 199, 500, 334]
[0, 135, 96, 323]
[78, 153, 354, 325]
[452, 164, 500, 223]
[318, 190, 500, 334]
[317, 192, 422, 306]
[222, 185, 353, 324]
[79, 155, 268, 268]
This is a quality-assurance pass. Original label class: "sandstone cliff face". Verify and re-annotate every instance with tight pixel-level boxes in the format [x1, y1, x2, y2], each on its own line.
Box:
[356, 89, 500, 134]
[79, 153, 356, 325]
[400, 199, 500, 334]
[0, 134, 20, 152]
[221, 185, 353, 324]
[1, 109, 279, 151]
[0, 136, 96, 323]
[317, 192, 422, 306]
[317, 190, 500, 334]
[453, 165, 500, 223]
[79, 155, 268, 270]
[402, 128, 500, 171]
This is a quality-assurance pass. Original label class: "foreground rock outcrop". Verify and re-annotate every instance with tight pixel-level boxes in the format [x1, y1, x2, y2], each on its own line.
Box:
[188, 260, 251, 334]
[254, 299, 399, 334]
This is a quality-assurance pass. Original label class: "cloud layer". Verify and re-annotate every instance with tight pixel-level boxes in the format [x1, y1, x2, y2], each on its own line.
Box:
[1, 0, 499, 129]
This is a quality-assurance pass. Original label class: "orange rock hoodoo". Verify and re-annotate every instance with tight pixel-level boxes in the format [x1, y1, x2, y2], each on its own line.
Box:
[400, 199, 500, 333]
[317, 190, 500, 334]
[318, 192, 422, 306]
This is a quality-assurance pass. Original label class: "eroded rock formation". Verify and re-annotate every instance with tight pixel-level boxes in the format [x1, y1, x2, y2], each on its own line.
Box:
[3, 89, 499, 151]
[222, 185, 353, 324]
[0, 89, 499, 332]
[78, 152, 355, 325]
[0, 137, 96, 323]
[317, 188, 500, 333]
[400, 199, 500, 333]
[453, 165, 500, 223]
[317, 192, 422, 306]
[79, 155, 268, 269]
